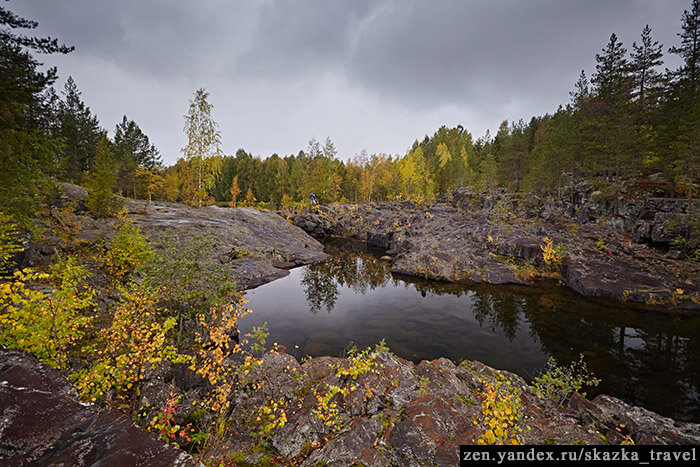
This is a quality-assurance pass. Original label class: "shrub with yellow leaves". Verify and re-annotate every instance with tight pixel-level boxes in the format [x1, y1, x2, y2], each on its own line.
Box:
[541, 237, 566, 271]
[72, 282, 188, 413]
[0, 257, 94, 370]
[311, 341, 387, 439]
[477, 376, 528, 445]
[190, 297, 253, 414]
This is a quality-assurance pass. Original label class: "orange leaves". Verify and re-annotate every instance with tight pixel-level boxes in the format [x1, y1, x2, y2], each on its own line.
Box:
[190, 297, 255, 415]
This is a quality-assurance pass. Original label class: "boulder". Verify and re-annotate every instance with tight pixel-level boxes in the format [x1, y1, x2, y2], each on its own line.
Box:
[633, 220, 652, 243]
[228, 350, 699, 465]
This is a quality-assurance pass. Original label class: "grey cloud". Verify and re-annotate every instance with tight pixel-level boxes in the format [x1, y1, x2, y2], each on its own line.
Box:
[215, 0, 690, 115]
[228, 0, 382, 78]
[17, 0, 259, 80]
[343, 0, 650, 107]
[18, 0, 690, 97]
[7, 0, 695, 162]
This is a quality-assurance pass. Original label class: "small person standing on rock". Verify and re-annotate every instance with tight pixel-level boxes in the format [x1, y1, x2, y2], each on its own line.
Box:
[310, 192, 317, 208]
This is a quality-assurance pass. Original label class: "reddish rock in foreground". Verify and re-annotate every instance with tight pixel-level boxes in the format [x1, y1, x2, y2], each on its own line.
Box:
[228, 350, 700, 466]
[2, 346, 699, 466]
[0, 349, 199, 467]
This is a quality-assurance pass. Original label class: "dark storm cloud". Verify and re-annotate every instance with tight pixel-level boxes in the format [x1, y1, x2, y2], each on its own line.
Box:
[15, 0, 257, 80]
[17, 0, 689, 100]
[232, 0, 686, 109]
[230, 0, 380, 77]
[7, 0, 694, 162]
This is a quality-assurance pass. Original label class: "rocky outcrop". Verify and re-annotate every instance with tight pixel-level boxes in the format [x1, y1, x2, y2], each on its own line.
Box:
[0, 348, 199, 466]
[3, 345, 699, 466]
[25, 183, 328, 290]
[223, 349, 700, 465]
[290, 191, 700, 310]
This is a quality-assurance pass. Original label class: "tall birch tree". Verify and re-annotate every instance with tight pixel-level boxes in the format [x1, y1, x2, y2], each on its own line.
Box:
[182, 88, 222, 207]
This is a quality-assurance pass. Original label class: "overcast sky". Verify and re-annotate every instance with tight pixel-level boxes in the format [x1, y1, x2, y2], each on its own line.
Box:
[11, 0, 692, 165]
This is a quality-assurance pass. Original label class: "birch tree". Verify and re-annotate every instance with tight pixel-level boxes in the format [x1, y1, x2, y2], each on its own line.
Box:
[182, 88, 222, 207]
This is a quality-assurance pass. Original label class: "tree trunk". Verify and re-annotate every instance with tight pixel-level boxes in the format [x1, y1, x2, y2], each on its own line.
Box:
[198, 158, 202, 208]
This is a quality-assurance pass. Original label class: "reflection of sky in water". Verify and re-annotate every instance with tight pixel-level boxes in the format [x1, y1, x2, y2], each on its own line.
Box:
[241, 240, 700, 422]
[622, 327, 645, 351]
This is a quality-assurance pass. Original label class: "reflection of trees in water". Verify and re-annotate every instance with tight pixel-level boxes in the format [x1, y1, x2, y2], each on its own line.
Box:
[470, 288, 523, 341]
[301, 241, 394, 313]
[616, 328, 699, 419]
[522, 288, 700, 421]
[306, 239, 700, 421]
[301, 263, 339, 314]
[399, 273, 470, 299]
[402, 271, 700, 421]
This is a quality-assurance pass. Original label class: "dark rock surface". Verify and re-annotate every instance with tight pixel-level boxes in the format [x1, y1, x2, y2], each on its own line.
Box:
[125, 202, 327, 290]
[3, 344, 698, 466]
[289, 191, 700, 311]
[7, 184, 700, 465]
[226, 349, 700, 465]
[0, 348, 199, 466]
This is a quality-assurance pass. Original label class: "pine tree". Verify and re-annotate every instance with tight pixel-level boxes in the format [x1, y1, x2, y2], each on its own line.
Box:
[631, 25, 664, 108]
[591, 34, 637, 180]
[667, 0, 700, 189]
[0, 3, 72, 224]
[593, 33, 630, 106]
[669, 0, 700, 96]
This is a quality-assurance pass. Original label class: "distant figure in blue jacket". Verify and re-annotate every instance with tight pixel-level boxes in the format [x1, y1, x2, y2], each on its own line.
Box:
[310, 192, 317, 206]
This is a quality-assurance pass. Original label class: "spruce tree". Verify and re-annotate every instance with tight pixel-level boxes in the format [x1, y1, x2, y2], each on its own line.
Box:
[85, 133, 121, 217]
[113, 116, 161, 197]
[57, 77, 101, 182]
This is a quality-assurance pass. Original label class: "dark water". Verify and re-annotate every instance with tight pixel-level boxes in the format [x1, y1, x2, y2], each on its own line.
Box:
[240, 240, 700, 422]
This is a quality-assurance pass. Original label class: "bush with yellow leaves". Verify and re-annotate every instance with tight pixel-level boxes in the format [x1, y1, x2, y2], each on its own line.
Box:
[0, 257, 94, 370]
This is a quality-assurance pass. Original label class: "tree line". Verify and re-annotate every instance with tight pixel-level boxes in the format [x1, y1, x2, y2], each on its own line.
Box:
[122, 0, 700, 208]
[3, 1, 699, 223]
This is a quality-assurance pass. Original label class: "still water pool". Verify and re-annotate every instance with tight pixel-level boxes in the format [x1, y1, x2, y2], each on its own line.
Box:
[241, 240, 700, 422]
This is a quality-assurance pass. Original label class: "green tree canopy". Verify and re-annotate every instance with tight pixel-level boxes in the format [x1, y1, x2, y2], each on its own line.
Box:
[0, 2, 72, 225]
